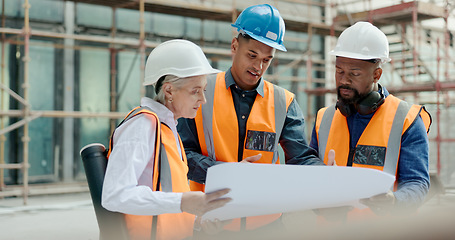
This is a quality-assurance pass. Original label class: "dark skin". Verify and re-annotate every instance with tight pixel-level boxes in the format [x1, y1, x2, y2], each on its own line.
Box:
[335, 56, 382, 108]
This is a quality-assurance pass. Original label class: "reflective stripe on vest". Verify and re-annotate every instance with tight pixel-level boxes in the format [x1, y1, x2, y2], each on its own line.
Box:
[383, 101, 411, 175]
[201, 74, 217, 160]
[317, 105, 335, 161]
[316, 95, 431, 176]
[108, 106, 194, 240]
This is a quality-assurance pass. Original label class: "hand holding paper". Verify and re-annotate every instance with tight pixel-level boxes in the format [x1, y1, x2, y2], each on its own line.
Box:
[181, 188, 232, 217]
[327, 149, 337, 166]
[360, 190, 396, 215]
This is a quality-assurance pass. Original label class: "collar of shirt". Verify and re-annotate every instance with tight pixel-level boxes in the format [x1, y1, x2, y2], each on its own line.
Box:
[380, 84, 390, 98]
[225, 67, 265, 97]
[140, 97, 178, 128]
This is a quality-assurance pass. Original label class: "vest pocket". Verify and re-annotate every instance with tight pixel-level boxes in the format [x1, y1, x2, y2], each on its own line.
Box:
[245, 130, 276, 152]
[353, 145, 386, 166]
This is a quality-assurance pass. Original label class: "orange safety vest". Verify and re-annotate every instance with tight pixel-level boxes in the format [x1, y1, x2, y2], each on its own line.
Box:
[191, 72, 294, 230]
[314, 95, 431, 220]
[108, 107, 194, 240]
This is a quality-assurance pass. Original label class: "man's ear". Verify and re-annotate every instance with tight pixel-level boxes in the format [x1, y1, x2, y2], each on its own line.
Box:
[373, 68, 382, 83]
[231, 37, 239, 54]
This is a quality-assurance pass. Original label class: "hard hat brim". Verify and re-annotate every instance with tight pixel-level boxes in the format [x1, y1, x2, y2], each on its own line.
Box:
[233, 25, 287, 52]
[143, 67, 220, 86]
[330, 50, 391, 63]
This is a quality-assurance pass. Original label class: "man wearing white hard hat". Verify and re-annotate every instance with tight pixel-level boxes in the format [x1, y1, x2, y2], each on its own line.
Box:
[178, 3, 325, 232]
[102, 39, 232, 240]
[310, 22, 432, 220]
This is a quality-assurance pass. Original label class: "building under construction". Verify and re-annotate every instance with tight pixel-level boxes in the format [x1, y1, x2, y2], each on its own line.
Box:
[0, 0, 453, 204]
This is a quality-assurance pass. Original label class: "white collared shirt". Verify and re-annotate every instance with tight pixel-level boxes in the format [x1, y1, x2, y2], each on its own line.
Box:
[101, 97, 183, 215]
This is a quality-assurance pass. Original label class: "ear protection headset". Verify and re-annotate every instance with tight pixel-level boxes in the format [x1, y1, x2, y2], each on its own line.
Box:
[336, 85, 385, 117]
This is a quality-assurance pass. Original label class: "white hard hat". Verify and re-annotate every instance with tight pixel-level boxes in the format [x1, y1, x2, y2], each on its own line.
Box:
[144, 39, 220, 86]
[330, 22, 391, 63]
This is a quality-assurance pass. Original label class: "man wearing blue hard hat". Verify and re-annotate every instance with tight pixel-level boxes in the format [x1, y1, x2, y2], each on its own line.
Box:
[178, 3, 325, 235]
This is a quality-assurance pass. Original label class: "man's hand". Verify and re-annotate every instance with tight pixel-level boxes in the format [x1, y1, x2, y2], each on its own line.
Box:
[360, 190, 396, 215]
[327, 149, 337, 166]
[240, 154, 261, 163]
[181, 189, 232, 217]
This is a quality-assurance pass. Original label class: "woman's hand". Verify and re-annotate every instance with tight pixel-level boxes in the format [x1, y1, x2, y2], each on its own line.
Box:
[181, 188, 231, 217]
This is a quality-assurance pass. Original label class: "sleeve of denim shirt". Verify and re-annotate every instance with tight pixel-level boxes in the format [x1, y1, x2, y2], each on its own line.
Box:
[177, 117, 223, 184]
[394, 115, 430, 212]
[309, 120, 319, 153]
[281, 99, 325, 166]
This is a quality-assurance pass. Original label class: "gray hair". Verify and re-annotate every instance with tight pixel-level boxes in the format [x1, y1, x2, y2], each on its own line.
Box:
[153, 75, 188, 104]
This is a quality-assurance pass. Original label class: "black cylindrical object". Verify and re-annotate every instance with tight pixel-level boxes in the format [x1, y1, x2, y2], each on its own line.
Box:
[80, 143, 129, 240]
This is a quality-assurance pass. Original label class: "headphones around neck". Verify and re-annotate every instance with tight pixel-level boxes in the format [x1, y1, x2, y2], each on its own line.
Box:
[336, 86, 385, 117]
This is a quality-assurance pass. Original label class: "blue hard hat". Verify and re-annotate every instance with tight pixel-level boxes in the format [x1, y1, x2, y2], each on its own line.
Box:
[231, 4, 287, 52]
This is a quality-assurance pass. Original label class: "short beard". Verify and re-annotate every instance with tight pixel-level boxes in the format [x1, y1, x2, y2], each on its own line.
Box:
[337, 85, 363, 105]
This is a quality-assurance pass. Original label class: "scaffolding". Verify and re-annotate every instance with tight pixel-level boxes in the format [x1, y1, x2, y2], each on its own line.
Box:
[0, 0, 453, 204]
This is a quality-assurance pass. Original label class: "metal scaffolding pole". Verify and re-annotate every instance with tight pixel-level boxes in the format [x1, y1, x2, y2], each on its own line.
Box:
[109, 7, 118, 132]
[0, 0, 5, 191]
[412, 0, 418, 82]
[63, 0, 75, 182]
[21, 0, 31, 205]
[436, 38, 441, 176]
[139, 0, 146, 98]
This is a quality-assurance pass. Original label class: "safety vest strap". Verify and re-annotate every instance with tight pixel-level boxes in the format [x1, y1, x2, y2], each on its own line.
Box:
[318, 105, 336, 161]
[201, 74, 217, 160]
[383, 101, 411, 175]
[108, 106, 151, 154]
[108, 106, 173, 192]
[272, 85, 287, 164]
[159, 125, 173, 192]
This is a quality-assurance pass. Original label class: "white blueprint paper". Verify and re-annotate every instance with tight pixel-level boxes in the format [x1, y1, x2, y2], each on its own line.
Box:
[202, 163, 395, 221]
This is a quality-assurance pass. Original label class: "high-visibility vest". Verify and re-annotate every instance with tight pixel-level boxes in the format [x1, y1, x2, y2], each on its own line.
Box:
[191, 72, 294, 230]
[315, 95, 431, 219]
[108, 107, 194, 240]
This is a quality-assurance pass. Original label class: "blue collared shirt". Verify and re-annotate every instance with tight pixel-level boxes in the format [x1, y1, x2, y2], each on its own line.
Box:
[178, 68, 324, 184]
[309, 86, 430, 212]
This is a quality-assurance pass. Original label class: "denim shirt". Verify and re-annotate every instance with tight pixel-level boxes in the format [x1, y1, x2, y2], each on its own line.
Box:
[178, 68, 324, 184]
[309, 86, 430, 211]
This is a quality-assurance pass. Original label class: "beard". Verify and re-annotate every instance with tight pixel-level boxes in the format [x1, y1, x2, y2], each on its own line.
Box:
[337, 85, 364, 105]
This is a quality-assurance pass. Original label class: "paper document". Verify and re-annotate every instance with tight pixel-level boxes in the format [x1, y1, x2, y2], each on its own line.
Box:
[202, 163, 395, 221]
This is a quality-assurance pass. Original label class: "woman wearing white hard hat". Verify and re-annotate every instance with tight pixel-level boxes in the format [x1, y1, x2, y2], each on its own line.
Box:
[102, 39, 231, 240]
